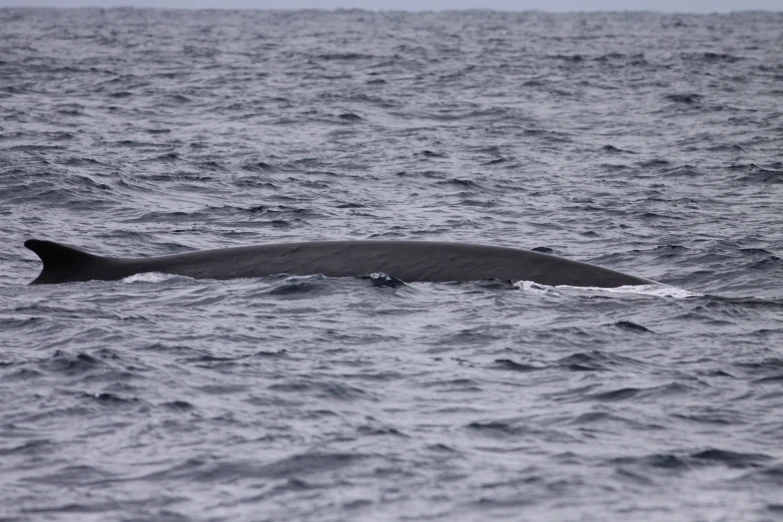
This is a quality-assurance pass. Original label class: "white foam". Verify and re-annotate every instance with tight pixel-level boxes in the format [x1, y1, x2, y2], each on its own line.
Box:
[121, 272, 181, 284]
[581, 284, 700, 299]
[512, 281, 698, 299]
[512, 280, 563, 296]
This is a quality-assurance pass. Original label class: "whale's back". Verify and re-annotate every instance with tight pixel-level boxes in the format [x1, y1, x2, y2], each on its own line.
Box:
[25, 239, 655, 287]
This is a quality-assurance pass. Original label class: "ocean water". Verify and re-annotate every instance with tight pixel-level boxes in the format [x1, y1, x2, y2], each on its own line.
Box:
[1, 8, 783, 521]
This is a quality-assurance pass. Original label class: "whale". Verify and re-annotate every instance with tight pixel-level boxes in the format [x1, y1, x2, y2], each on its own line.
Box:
[24, 238, 656, 287]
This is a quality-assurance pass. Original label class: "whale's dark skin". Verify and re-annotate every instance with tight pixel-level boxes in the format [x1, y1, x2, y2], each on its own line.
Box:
[24, 239, 656, 287]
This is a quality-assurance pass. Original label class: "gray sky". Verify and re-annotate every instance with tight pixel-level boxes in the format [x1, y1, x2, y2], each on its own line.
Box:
[2, 0, 780, 11]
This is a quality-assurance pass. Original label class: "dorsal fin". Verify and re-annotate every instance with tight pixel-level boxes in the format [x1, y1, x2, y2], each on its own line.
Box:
[25, 239, 102, 285]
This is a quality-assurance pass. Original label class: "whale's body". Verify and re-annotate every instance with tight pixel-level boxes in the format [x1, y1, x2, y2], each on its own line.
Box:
[24, 239, 655, 287]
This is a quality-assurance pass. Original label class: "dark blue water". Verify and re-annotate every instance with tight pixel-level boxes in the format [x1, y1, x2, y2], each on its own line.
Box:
[1, 8, 783, 521]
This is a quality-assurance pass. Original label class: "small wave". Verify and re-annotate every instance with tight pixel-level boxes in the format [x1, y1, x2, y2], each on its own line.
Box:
[419, 150, 447, 158]
[241, 161, 281, 172]
[691, 448, 772, 468]
[83, 392, 140, 405]
[42, 351, 102, 375]
[491, 359, 547, 372]
[316, 52, 372, 61]
[613, 320, 653, 333]
[266, 280, 327, 297]
[589, 382, 690, 402]
[338, 112, 362, 121]
[556, 352, 610, 372]
[162, 400, 194, 410]
[436, 178, 480, 188]
[601, 144, 635, 154]
[665, 93, 703, 104]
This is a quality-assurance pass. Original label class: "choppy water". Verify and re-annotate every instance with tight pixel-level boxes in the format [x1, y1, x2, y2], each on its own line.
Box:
[2, 8, 783, 521]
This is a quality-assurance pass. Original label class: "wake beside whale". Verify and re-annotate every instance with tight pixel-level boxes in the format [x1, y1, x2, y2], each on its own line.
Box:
[24, 239, 656, 287]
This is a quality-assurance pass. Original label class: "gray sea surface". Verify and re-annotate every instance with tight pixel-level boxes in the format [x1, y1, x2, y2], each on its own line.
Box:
[1, 8, 783, 521]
